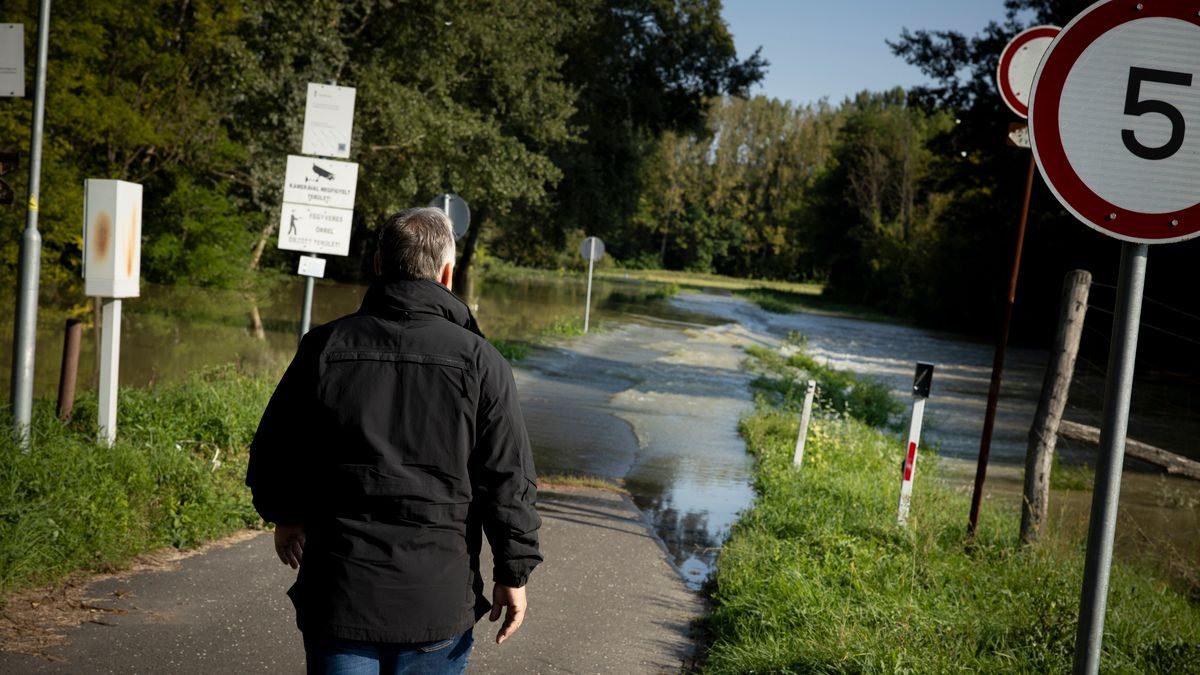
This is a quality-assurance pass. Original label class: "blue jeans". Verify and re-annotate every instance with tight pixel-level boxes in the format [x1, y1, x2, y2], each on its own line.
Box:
[304, 630, 473, 675]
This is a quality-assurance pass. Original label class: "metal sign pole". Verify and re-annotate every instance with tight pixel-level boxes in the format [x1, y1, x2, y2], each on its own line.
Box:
[1072, 242, 1148, 675]
[10, 0, 52, 441]
[97, 298, 122, 447]
[298, 256, 318, 344]
[583, 240, 595, 334]
[968, 152, 1037, 536]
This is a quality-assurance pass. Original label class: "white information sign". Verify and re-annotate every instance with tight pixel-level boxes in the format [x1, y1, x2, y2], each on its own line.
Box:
[297, 255, 327, 278]
[283, 155, 358, 210]
[279, 203, 353, 256]
[302, 83, 356, 159]
[0, 24, 24, 98]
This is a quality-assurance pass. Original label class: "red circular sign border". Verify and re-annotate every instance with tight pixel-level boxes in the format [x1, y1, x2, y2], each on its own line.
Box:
[1029, 0, 1200, 244]
[997, 25, 1060, 118]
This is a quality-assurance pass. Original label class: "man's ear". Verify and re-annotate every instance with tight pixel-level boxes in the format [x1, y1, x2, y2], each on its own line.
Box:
[439, 262, 454, 291]
[373, 250, 382, 277]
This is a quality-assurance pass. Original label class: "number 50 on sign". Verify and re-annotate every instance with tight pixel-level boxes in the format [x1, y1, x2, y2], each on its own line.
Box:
[1029, 1, 1200, 244]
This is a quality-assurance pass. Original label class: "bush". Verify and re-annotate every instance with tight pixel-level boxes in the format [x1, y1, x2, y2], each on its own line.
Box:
[0, 368, 272, 599]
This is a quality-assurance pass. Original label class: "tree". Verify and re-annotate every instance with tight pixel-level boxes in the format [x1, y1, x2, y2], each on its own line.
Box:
[540, 0, 766, 262]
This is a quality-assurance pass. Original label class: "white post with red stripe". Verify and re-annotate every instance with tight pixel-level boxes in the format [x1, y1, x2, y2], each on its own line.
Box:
[898, 362, 934, 526]
[792, 380, 817, 467]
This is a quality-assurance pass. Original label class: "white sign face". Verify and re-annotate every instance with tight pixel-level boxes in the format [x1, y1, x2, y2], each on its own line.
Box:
[1030, 5, 1200, 244]
[297, 255, 327, 278]
[997, 26, 1059, 118]
[0, 24, 24, 98]
[580, 236, 605, 262]
[283, 155, 358, 210]
[83, 179, 143, 298]
[302, 83, 356, 159]
[279, 203, 353, 256]
[1058, 18, 1200, 216]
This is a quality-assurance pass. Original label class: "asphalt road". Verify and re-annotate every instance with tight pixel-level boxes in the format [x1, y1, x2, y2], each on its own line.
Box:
[0, 488, 702, 674]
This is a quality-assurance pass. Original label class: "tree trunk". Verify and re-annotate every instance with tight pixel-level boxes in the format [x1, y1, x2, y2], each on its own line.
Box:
[1020, 269, 1091, 546]
[1058, 420, 1200, 481]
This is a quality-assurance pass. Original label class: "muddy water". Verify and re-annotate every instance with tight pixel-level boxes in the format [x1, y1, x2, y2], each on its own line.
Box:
[671, 293, 1200, 579]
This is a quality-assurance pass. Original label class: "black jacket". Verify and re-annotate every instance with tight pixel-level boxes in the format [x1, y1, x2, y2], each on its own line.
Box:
[246, 279, 542, 643]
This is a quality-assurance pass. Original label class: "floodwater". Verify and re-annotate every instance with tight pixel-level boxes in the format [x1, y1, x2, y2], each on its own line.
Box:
[2, 276, 1197, 590]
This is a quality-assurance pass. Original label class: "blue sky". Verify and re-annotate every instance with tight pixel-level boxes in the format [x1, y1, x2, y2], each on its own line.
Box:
[721, 1, 1013, 105]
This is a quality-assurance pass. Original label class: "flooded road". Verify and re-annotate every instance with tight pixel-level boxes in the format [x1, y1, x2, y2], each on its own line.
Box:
[3, 276, 1196, 589]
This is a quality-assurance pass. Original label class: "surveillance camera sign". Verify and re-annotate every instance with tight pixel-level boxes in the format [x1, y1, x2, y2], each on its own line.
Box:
[283, 155, 358, 210]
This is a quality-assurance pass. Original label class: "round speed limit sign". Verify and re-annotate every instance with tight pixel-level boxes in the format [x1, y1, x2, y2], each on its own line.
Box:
[1029, 0, 1200, 243]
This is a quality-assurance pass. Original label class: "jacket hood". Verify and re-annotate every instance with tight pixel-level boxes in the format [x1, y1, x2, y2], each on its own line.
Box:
[359, 279, 485, 338]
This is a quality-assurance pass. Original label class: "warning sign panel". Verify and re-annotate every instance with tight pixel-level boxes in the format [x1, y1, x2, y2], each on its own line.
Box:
[278, 203, 353, 256]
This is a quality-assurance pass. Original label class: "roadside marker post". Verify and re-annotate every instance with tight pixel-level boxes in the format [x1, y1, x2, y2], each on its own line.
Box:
[580, 236, 605, 333]
[792, 380, 817, 468]
[897, 362, 934, 527]
[1027, 3, 1200, 671]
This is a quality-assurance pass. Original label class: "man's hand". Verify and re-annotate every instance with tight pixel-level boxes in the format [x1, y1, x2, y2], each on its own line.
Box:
[273, 523, 306, 569]
[488, 584, 527, 644]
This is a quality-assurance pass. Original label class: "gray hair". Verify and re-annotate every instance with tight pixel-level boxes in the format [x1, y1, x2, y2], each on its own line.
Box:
[376, 208, 456, 282]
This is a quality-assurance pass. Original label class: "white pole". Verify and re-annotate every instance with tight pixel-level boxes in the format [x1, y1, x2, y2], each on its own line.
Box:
[898, 363, 934, 526]
[583, 239, 595, 334]
[97, 297, 122, 447]
[897, 395, 927, 526]
[793, 380, 816, 467]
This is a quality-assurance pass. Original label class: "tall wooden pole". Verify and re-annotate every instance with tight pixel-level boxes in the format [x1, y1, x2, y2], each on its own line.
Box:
[1020, 269, 1090, 545]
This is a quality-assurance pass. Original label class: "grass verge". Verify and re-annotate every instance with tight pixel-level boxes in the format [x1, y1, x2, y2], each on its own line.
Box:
[701, 347, 1200, 673]
[0, 366, 271, 603]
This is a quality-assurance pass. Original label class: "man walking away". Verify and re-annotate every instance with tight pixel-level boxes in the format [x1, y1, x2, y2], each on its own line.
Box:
[247, 207, 542, 674]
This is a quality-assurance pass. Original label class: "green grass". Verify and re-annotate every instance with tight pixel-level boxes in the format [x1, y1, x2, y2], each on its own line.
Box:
[537, 473, 628, 494]
[0, 367, 272, 601]
[702, 348, 1200, 674]
[486, 317, 589, 363]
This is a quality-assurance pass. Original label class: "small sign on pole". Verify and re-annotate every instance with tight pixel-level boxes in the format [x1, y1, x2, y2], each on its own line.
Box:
[428, 193, 471, 240]
[0, 24, 24, 98]
[580, 236, 605, 333]
[792, 380, 817, 467]
[297, 255, 326, 278]
[898, 362, 934, 527]
[301, 83, 356, 159]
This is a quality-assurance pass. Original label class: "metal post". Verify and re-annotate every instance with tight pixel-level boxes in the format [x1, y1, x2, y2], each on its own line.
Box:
[10, 0, 52, 441]
[792, 380, 816, 467]
[583, 240, 595, 334]
[1072, 243, 1148, 675]
[97, 298, 121, 447]
[299, 272, 315, 344]
[968, 152, 1037, 535]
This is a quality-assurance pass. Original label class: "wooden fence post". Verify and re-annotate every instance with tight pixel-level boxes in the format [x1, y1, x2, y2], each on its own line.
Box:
[1020, 269, 1091, 545]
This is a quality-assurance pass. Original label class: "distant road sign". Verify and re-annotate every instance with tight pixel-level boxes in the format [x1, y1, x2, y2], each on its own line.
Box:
[1030, 1, 1200, 244]
[997, 25, 1060, 118]
[283, 155, 358, 210]
[429, 193, 470, 239]
[580, 236, 605, 262]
